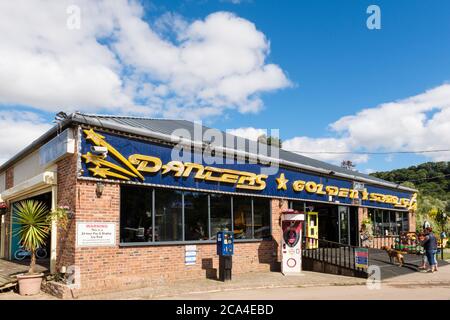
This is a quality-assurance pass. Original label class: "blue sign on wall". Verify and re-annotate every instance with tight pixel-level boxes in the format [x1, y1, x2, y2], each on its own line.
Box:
[80, 129, 416, 210]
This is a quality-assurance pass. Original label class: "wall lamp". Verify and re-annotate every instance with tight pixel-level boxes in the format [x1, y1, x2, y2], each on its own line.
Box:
[96, 182, 105, 198]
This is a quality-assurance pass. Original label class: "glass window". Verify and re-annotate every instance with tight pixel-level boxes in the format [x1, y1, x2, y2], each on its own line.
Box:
[382, 210, 390, 235]
[389, 211, 396, 235]
[291, 201, 306, 212]
[233, 196, 252, 239]
[253, 198, 271, 239]
[395, 212, 403, 234]
[402, 212, 409, 232]
[155, 189, 183, 241]
[120, 186, 153, 243]
[184, 192, 209, 241]
[374, 209, 383, 236]
[210, 194, 232, 239]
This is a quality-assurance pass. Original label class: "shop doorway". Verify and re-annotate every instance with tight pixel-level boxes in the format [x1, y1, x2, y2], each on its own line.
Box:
[11, 192, 52, 262]
[292, 201, 359, 246]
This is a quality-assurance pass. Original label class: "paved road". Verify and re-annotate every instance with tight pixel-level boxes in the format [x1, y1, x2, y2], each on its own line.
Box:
[162, 283, 450, 300]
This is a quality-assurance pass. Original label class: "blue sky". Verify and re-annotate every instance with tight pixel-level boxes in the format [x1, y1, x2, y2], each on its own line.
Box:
[1, 0, 450, 173]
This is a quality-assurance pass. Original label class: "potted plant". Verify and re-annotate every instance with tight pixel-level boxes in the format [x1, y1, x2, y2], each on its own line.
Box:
[360, 218, 374, 248]
[13, 200, 51, 295]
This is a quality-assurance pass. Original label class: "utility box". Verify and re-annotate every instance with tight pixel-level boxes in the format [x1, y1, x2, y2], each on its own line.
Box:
[216, 231, 234, 281]
[216, 231, 234, 256]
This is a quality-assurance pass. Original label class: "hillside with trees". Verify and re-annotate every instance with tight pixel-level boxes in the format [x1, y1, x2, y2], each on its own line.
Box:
[370, 162, 450, 233]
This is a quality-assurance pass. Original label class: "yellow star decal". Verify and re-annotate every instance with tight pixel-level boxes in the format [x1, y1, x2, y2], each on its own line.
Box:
[83, 129, 144, 180]
[82, 152, 137, 178]
[84, 129, 105, 145]
[89, 166, 130, 180]
[276, 173, 289, 190]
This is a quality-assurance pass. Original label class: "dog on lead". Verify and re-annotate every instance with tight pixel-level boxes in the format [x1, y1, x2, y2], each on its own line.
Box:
[381, 246, 405, 267]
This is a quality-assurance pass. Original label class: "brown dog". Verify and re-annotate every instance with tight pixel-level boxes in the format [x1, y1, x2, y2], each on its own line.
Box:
[382, 246, 405, 267]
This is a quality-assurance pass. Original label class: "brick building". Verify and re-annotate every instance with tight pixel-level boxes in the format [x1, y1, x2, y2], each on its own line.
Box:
[0, 112, 417, 296]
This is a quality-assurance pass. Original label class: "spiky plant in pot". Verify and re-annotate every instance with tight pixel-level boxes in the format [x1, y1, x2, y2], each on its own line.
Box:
[13, 200, 50, 275]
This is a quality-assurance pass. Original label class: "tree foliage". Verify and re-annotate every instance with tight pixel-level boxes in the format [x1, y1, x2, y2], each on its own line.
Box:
[370, 162, 450, 234]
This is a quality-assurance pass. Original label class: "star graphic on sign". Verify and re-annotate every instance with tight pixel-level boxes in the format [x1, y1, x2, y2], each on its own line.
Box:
[276, 173, 289, 190]
[89, 166, 130, 180]
[82, 152, 137, 178]
[82, 152, 105, 164]
[84, 129, 105, 146]
[83, 129, 144, 180]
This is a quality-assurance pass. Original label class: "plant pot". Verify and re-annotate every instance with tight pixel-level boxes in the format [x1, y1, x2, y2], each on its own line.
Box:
[16, 273, 44, 296]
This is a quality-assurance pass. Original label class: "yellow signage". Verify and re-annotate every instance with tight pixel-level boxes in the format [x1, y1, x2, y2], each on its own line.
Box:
[82, 129, 267, 191]
[81, 129, 417, 210]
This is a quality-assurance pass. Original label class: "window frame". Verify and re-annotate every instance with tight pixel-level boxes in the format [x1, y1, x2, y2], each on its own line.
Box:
[119, 185, 272, 246]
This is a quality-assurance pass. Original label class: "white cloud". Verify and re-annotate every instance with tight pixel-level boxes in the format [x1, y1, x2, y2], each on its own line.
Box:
[283, 136, 369, 164]
[234, 83, 450, 166]
[0, 111, 52, 164]
[227, 127, 267, 141]
[0, 1, 290, 119]
[330, 83, 450, 161]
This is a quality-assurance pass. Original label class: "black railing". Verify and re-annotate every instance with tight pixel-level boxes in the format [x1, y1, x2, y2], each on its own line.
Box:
[302, 236, 368, 274]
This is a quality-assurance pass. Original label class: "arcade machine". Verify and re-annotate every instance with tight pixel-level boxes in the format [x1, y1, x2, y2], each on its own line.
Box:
[281, 209, 305, 275]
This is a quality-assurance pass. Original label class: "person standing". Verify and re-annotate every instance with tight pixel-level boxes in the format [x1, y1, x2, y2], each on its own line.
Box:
[418, 233, 428, 271]
[422, 227, 438, 273]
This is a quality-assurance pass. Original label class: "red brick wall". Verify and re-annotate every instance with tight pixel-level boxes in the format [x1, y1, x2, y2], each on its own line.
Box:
[408, 210, 416, 232]
[56, 153, 78, 270]
[271, 199, 287, 267]
[54, 159, 277, 295]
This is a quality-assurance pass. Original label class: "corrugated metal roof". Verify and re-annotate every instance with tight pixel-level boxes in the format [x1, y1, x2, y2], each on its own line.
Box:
[70, 112, 400, 188]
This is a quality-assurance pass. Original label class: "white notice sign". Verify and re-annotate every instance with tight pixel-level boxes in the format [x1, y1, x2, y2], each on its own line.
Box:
[185, 245, 197, 265]
[76, 222, 116, 247]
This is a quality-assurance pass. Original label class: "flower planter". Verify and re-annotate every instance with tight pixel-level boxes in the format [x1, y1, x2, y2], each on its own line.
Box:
[16, 273, 44, 296]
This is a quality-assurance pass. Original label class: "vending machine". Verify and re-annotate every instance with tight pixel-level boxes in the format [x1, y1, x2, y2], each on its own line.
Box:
[281, 209, 305, 275]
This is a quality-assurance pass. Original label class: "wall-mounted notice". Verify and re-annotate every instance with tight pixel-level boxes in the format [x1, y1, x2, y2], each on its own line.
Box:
[76, 222, 116, 247]
[185, 245, 197, 265]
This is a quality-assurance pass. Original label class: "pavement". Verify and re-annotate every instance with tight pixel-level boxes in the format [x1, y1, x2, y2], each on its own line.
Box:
[1, 249, 449, 300]
[1, 263, 450, 300]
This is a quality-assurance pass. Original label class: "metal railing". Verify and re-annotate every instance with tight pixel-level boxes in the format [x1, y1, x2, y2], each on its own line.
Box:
[302, 237, 368, 274]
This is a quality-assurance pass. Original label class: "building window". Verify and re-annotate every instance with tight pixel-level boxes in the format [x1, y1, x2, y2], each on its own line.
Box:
[233, 196, 252, 239]
[210, 194, 232, 239]
[253, 197, 271, 239]
[369, 208, 409, 236]
[120, 186, 271, 244]
[373, 209, 383, 235]
[120, 186, 153, 243]
[184, 192, 209, 241]
[155, 189, 183, 241]
[401, 212, 409, 232]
